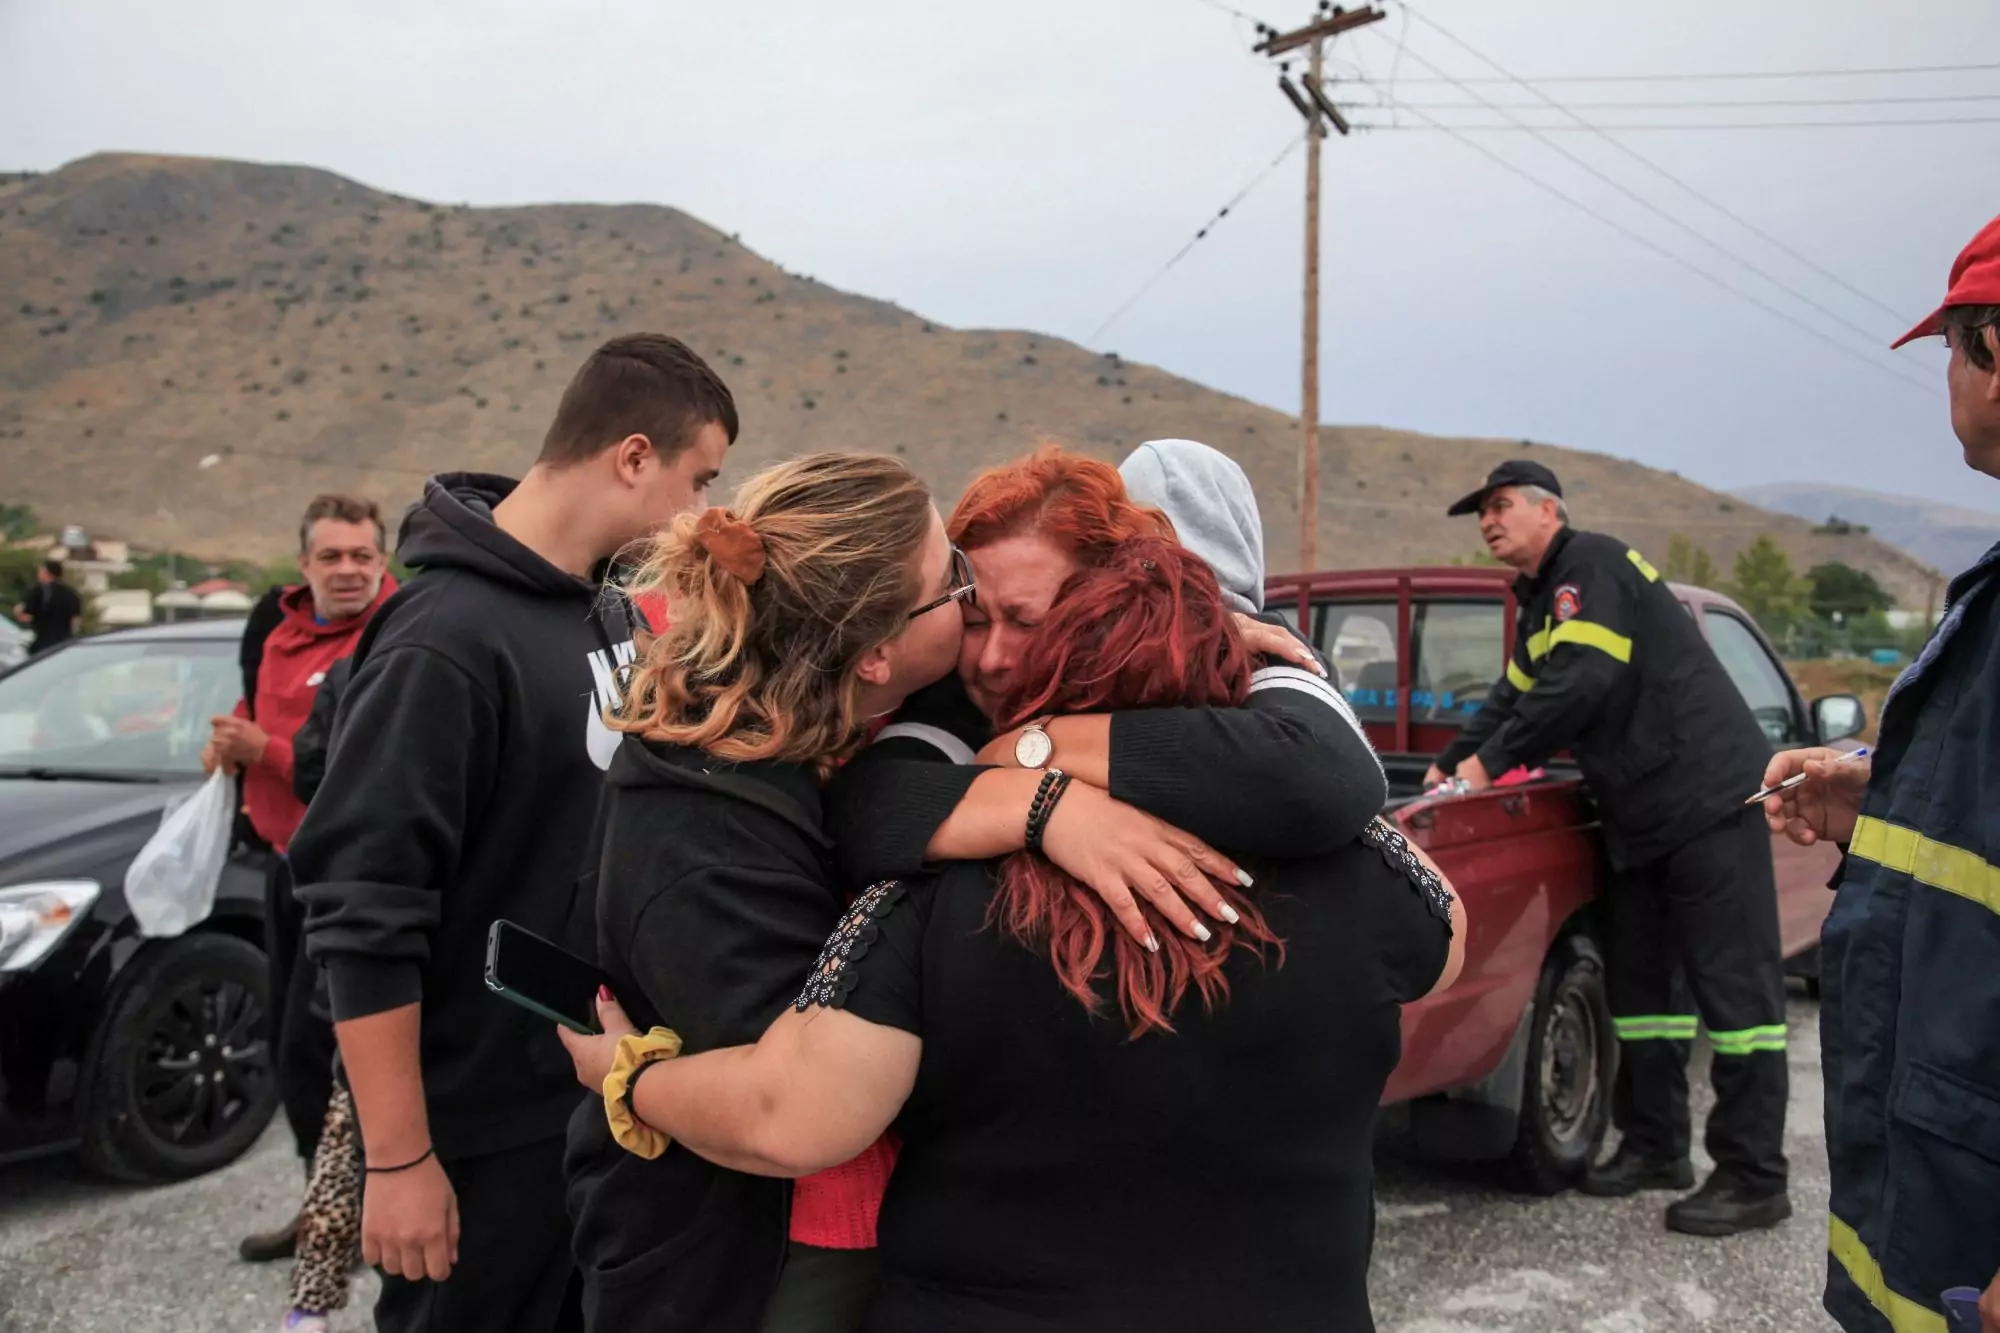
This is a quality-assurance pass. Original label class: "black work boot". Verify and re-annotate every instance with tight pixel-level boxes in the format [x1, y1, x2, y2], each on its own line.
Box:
[1664, 1171, 1792, 1237]
[1579, 1147, 1696, 1198]
[237, 1211, 301, 1263]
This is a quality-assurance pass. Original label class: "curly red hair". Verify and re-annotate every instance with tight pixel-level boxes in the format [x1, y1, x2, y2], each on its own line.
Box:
[990, 538, 1282, 1038]
[949, 445, 1174, 559]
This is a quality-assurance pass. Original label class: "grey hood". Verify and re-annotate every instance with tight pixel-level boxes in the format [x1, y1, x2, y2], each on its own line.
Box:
[1119, 439, 1265, 613]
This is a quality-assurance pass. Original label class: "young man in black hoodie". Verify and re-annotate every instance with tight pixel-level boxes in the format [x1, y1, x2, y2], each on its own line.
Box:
[289, 334, 736, 1333]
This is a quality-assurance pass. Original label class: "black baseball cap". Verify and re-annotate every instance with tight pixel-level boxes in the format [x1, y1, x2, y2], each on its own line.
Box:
[1446, 459, 1563, 517]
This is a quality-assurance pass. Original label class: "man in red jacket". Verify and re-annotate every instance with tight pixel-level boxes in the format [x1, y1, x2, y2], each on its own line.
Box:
[206, 493, 397, 1262]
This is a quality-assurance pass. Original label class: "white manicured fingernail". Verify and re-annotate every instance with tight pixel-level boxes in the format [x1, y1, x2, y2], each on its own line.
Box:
[1218, 902, 1241, 924]
[1236, 869, 1254, 888]
[1144, 933, 1160, 953]
[1192, 922, 1213, 942]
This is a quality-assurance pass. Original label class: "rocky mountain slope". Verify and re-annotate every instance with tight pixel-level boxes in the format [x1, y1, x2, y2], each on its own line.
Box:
[0, 153, 1941, 604]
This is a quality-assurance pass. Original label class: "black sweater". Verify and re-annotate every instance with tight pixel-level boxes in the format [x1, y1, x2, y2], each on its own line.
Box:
[827, 833, 1450, 1333]
[291, 473, 634, 1160]
[564, 739, 840, 1333]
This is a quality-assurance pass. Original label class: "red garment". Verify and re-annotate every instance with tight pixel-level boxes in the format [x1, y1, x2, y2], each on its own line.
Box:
[235, 577, 396, 852]
[631, 589, 669, 635]
[786, 717, 904, 1248]
[791, 1135, 900, 1249]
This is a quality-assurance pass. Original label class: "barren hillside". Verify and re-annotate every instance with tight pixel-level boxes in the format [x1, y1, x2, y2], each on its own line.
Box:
[0, 153, 1940, 604]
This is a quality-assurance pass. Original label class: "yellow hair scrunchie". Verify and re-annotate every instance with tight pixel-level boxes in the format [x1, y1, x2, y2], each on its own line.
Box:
[602, 1026, 683, 1160]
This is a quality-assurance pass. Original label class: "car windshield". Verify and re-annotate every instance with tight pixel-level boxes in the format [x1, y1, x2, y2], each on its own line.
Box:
[0, 636, 240, 780]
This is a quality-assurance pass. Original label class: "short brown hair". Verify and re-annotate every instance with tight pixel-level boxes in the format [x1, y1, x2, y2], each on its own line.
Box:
[617, 454, 933, 776]
[1944, 304, 2000, 373]
[299, 493, 386, 552]
[539, 334, 739, 468]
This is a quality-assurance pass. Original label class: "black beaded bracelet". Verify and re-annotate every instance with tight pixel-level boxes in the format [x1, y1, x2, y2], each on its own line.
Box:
[1025, 768, 1072, 854]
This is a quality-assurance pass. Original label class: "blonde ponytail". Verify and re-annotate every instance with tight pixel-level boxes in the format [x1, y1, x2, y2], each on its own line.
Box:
[616, 453, 934, 774]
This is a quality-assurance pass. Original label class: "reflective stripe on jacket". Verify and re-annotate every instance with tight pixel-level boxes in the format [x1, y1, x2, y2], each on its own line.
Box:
[1822, 538, 2000, 1333]
[1438, 527, 1771, 867]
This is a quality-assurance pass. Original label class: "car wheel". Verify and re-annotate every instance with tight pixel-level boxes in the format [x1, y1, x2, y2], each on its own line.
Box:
[78, 932, 279, 1182]
[1788, 944, 1823, 1000]
[1506, 932, 1614, 1195]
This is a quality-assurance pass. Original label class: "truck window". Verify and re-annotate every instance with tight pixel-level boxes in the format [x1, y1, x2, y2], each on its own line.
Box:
[1410, 601, 1505, 724]
[1312, 601, 1398, 723]
[1702, 609, 1800, 746]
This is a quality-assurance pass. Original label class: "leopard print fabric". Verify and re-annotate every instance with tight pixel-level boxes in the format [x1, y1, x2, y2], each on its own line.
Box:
[288, 1081, 362, 1314]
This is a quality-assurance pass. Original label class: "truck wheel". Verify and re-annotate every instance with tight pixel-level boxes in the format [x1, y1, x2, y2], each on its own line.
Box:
[78, 932, 279, 1182]
[1506, 932, 1614, 1195]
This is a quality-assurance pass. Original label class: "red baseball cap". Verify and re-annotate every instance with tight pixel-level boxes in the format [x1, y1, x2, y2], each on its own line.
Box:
[1892, 213, 2000, 348]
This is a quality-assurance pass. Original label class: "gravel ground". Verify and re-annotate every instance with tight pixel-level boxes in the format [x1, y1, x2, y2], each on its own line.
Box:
[0, 993, 1831, 1332]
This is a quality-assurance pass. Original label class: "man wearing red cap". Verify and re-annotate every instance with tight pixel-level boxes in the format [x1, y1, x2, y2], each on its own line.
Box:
[1763, 214, 2000, 1333]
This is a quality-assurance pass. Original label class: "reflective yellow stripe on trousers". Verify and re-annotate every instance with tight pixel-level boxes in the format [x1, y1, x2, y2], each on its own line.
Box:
[1850, 817, 2000, 916]
[1828, 1214, 1947, 1333]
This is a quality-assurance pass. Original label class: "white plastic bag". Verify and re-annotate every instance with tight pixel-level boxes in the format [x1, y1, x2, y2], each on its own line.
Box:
[125, 770, 234, 937]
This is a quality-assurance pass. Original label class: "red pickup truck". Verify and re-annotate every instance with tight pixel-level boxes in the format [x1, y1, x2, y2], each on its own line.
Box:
[1263, 565, 1865, 1192]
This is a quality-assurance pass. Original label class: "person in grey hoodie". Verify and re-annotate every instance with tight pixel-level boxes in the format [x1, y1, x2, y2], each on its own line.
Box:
[1120, 438, 1359, 711]
[1118, 438, 1267, 617]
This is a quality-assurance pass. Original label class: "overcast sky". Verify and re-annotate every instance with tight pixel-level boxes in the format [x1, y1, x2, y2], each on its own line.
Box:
[4, 0, 1996, 510]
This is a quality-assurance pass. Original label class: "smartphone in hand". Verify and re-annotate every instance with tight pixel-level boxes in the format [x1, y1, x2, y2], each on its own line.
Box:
[485, 919, 614, 1034]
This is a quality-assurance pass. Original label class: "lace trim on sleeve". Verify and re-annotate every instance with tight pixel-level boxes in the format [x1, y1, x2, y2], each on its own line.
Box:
[1359, 819, 1456, 935]
[794, 880, 907, 1012]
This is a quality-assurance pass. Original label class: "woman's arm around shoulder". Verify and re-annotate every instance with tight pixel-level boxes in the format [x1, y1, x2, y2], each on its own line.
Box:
[563, 880, 928, 1177]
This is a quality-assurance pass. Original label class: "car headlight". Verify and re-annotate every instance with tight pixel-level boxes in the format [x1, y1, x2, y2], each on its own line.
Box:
[0, 880, 101, 973]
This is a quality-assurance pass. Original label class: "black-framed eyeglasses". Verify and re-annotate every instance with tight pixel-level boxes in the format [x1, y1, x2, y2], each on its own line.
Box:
[909, 544, 977, 620]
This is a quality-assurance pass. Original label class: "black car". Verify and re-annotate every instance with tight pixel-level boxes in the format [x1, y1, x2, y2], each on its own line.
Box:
[0, 618, 279, 1180]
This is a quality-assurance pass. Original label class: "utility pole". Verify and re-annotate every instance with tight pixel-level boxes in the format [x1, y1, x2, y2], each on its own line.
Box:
[1255, 4, 1384, 573]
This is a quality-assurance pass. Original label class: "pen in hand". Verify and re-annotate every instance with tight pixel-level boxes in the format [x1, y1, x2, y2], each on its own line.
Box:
[1743, 747, 1871, 806]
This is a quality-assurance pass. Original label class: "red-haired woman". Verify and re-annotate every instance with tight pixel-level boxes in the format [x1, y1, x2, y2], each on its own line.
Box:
[563, 539, 1466, 1332]
[829, 444, 1385, 949]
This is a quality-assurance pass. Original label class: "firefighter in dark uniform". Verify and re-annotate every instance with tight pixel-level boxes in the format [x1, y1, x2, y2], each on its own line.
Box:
[1423, 459, 1791, 1236]
[1764, 218, 2000, 1333]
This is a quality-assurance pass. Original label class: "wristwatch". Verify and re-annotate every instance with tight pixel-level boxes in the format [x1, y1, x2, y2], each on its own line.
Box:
[1014, 722, 1054, 770]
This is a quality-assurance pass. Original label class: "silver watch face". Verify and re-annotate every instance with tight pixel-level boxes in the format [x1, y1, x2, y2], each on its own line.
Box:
[1014, 727, 1054, 770]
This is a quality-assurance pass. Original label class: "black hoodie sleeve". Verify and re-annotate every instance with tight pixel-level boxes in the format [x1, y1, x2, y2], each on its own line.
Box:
[1108, 657, 1387, 858]
[625, 854, 841, 1052]
[292, 644, 500, 1021]
[830, 625, 1386, 884]
[827, 742, 992, 890]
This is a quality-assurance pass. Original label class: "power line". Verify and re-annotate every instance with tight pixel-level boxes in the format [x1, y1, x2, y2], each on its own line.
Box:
[1383, 1, 1411, 127]
[1086, 132, 1306, 345]
[1191, 0, 1275, 23]
[1349, 92, 2000, 110]
[1354, 115, 2000, 130]
[1352, 34, 1921, 378]
[1354, 95, 1938, 397]
[1382, 4, 1949, 323]
[1384, 61, 2000, 84]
